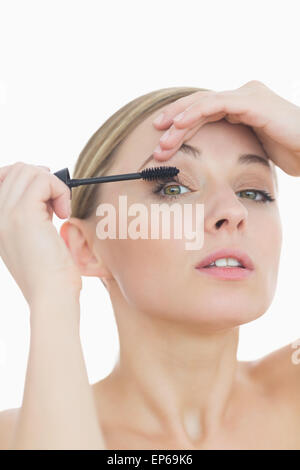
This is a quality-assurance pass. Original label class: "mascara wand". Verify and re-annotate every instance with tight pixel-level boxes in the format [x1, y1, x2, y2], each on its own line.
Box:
[54, 166, 180, 190]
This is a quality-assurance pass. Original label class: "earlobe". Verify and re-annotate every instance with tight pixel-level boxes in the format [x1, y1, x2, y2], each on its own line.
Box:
[59, 219, 113, 280]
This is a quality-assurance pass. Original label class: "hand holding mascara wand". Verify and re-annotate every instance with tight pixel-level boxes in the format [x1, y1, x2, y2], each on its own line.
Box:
[0, 161, 181, 451]
[53, 166, 180, 193]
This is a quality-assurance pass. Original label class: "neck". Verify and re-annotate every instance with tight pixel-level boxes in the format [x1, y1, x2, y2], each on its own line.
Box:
[105, 282, 242, 446]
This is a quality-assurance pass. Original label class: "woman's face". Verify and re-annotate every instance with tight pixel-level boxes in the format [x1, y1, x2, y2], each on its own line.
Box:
[91, 110, 282, 331]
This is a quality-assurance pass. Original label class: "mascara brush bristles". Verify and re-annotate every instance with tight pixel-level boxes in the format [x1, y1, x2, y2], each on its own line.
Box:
[140, 166, 179, 181]
[57, 166, 180, 188]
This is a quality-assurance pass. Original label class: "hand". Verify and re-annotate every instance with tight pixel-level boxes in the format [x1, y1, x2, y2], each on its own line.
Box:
[0, 162, 82, 306]
[152, 80, 300, 177]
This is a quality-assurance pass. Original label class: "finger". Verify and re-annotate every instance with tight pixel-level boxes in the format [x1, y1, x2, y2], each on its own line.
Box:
[36, 165, 51, 171]
[158, 118, 207, 151]
[0, 163, 23, 183]
[152, 95, 196, 129]
[152, 146, 181, 161]
[0, 163, 70, 220]
[171, 92, 245, 129]
[153, 123, 204, 161]
[0, 163, 41, 212]
[0, 164, 52, 212]
[153, 106, 233, 160]
[45, 199, 54, 219]
[21, 171, 71, 220]
[152, 90, 214, 129]
[224, 114, 244, 124]
[157, 114, 217, 154]
[0, 163, 50, 184]
[158, 125, 189, 151]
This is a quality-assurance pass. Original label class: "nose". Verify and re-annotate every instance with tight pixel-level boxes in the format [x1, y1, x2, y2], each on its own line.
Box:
[204, 186, 249, 234]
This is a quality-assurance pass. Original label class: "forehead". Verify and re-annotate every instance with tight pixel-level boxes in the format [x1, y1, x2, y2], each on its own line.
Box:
[111, 112, 270, 175]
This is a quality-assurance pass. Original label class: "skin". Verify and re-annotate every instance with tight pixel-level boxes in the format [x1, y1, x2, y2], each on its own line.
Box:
[1, 106, 299, 449]
[63, 108, 299, 449]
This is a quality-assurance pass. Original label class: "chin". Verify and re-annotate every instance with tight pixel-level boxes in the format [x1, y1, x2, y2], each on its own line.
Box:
[162, 296, 268, 332]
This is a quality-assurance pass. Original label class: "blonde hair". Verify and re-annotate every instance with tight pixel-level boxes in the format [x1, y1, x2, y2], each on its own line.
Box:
[70, 86, 278, 219]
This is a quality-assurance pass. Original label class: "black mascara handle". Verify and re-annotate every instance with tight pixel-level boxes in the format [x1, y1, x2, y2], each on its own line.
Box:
[53, 167, 143, 188]
[53, 166, 180, 189]
[54, 167, 71, 187]
[53, 168, 73, 201]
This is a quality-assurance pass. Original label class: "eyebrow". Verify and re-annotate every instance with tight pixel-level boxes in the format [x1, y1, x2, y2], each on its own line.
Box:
[138, 143, 272, 172]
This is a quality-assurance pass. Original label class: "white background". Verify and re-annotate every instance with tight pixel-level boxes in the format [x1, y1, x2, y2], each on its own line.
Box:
[0, 0, 299, 411]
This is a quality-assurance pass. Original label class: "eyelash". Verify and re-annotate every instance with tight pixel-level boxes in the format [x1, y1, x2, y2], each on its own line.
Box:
[152, 178, 276, 204]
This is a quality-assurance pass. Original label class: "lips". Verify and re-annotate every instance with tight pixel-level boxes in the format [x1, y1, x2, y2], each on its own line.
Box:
[195, 248, 255, 271]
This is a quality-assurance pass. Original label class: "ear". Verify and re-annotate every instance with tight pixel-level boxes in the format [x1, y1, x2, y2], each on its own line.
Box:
[60, 217, 113, 285]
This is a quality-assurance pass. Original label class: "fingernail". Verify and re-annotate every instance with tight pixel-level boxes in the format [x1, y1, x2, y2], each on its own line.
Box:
[153, 113, 164, 125]
[154, 144, 162, 154]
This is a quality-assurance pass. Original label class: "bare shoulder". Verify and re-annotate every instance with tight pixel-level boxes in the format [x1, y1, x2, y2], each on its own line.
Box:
[245, 339, 300, 406]
[0, 407, 20, 450]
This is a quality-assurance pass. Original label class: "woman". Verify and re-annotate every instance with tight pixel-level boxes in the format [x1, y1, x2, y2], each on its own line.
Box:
[0, 80, 300, 450]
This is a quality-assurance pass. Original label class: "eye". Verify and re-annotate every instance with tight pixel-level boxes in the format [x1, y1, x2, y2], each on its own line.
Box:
[152, 179, 192, 200]
[237, 189, 275, 203]
[161, 183, 190, 197]
[151, 178, 275, 204]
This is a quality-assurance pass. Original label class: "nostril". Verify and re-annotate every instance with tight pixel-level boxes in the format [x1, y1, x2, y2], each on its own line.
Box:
[216, 219, 226, 228]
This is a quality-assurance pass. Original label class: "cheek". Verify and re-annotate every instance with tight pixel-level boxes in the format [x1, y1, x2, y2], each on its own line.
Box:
[111, 238, 185, 285]
[101, 235, 189, 311]
[250, 208, 282, 296]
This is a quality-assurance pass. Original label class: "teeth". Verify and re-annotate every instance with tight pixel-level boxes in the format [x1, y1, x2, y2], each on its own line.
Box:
[207, 257, 243, 267]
